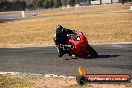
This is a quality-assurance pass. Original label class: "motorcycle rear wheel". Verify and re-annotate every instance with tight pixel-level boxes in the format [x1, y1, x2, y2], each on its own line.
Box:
[89, 46, 98, 58]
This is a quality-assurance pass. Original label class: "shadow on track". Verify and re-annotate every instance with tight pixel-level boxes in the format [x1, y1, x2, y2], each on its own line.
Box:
[65, 57, 78, 60]
[97, 55, 120, 58]
[64, 55, 120, 60]
[83, 55, 120, 59]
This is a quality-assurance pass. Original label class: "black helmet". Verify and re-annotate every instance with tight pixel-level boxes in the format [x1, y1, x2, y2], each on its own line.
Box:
[56, 25, 63, 30]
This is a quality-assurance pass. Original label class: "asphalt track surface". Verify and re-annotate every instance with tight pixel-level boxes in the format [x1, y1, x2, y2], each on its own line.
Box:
[0, 44, 132, 76]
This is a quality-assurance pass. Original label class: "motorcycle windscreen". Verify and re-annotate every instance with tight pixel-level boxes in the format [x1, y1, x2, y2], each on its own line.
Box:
[71, 35, 81, 41]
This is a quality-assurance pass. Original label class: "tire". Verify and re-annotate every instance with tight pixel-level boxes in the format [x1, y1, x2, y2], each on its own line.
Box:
[76, 76, 87, 85]
[89, 46, 98, 58]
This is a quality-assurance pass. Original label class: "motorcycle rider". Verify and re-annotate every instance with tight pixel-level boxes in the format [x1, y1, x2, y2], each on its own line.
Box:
[54, 25, 75, 57]
[55, 25, 75, 45]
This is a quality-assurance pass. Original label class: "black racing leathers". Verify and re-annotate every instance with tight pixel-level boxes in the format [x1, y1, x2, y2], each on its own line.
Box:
[56, 28, 74, 45]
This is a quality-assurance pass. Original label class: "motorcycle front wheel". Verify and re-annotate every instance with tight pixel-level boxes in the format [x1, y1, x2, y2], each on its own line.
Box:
[56, 46, 64, 57]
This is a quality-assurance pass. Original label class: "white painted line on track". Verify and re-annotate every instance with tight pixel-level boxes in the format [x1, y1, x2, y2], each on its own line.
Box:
[111, 45, 124, 48]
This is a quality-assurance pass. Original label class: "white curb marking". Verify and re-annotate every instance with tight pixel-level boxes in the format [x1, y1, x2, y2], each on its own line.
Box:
[111, 45, 124, 48]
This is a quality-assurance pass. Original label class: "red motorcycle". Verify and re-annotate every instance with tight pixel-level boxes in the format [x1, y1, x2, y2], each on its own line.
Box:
[53, 32, 98, 58]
